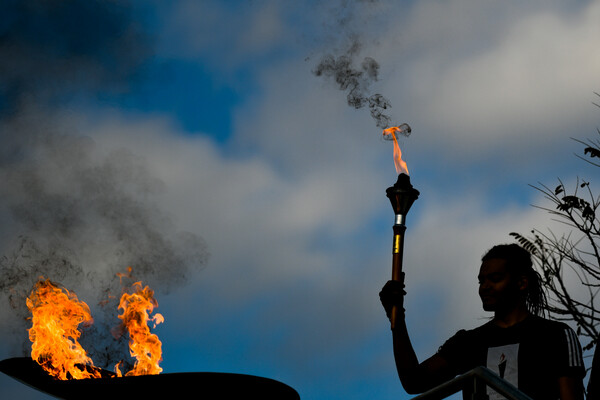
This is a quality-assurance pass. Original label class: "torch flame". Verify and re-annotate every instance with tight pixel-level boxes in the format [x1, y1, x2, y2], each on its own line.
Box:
[382, 124, 411, 175]
[26, 278, 102, 380]
[115, 281, 164, 376]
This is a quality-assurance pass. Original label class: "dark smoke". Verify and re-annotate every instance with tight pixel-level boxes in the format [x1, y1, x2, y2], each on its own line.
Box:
[0, 114, 209, 368]
[0, 1, 209, 367]
[313, 40, 394, 129]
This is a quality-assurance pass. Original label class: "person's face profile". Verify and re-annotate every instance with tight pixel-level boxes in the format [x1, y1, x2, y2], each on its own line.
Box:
[478, 258, 522, 312]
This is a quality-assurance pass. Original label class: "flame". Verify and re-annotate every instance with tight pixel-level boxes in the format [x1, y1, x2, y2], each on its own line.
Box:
[382, 125, 410, 175]
[115, 281, 164, 376]
[116, 266, 133, 284]
[27, 270, 165, 379]
[26, 278, 102, 380]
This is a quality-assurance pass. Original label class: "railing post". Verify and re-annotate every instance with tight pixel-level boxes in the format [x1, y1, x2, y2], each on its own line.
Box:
[462, 375, 489, 400]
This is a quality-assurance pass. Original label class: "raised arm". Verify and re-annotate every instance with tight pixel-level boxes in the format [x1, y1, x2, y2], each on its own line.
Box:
[380, 278, 454, 394]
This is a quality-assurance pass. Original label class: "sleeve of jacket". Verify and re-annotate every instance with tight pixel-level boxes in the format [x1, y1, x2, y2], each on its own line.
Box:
[555, 324, 585, 379]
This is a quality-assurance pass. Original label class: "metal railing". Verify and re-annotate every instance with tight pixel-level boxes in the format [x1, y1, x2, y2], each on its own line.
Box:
[411, 367, 534, 400]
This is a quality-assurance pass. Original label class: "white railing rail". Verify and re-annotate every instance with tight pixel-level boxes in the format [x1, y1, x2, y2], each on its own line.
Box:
[410, 367, 534, 400]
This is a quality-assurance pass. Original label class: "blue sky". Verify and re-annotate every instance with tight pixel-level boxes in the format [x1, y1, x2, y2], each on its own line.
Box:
[1, 1, 599, 399]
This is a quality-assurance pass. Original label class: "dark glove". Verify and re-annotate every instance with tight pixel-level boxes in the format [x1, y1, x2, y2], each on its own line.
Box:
[379, 275, 406, 321]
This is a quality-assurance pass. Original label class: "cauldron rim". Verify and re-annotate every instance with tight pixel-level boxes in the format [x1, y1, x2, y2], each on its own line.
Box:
[0, 357, 300, 400]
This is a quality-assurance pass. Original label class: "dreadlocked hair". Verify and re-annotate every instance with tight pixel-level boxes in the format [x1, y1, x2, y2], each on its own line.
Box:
[482, 243, 548, 317]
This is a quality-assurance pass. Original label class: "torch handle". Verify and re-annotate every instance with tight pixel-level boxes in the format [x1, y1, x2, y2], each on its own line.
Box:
[391, 223, 406, 329]
[391, 223, 406, 280]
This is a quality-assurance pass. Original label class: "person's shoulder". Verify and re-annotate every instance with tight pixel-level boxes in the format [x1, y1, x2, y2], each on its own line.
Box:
[437, 321, 493, 359]
[525, 315, 581, 345]
[527, 316, 585, 374]
[445, 320, 494, 343]
[526, 315, 573, 331]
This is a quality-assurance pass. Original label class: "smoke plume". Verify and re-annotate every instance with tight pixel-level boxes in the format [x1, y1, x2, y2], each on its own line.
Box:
[313, 40, 394, 129]
[0, 1, 209, 366]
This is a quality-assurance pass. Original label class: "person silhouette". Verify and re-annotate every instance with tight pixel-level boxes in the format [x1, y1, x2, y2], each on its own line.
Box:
[380, 243, 585, 400]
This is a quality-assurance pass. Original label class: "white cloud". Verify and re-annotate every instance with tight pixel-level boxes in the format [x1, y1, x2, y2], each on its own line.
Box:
[371, 0, 600, 165]
[431, 3, 600, 137]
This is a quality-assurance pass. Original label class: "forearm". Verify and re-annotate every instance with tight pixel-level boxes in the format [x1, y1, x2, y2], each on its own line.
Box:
[381, 279, 452, 393]
[391, 319, 451, 394]
[392, 319, 419, 378]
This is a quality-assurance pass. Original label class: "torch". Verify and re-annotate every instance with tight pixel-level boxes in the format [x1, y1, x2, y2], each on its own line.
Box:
[383, 124, 419, 329]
